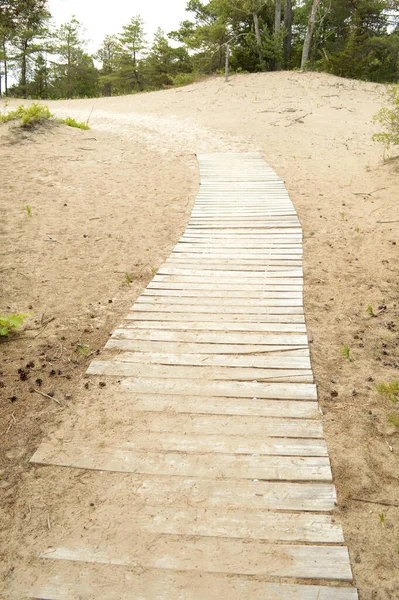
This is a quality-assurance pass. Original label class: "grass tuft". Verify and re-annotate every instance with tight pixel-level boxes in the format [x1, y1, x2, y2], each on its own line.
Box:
[58, 117, 90, 130]
[0, 103, 53, 127]
[376, 381, 399, 403]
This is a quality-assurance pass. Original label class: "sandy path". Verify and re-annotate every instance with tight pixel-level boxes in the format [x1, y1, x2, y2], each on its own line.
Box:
[2, 72, 398, 599]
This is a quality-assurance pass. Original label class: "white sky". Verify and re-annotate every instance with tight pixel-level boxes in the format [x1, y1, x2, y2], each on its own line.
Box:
[47, 0, 190, 52]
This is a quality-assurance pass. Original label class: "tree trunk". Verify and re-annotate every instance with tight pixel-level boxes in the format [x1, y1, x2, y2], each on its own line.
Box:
[301, 0, 321, 70]
[252, 11, 266, 71]
[284, 0, 293, 66]
[3, 38, 8, 95]
[21, 39, 28, 98]
[275, 0, 281, 32]
[275, 0, 282, 70]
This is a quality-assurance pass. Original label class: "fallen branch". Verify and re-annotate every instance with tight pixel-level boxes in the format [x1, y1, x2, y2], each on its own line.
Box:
[377, 220, 399, 224]
[285, 111, 312, 127]
[33, 388, 62, 406]
[352, 187, 387, 197]
[349, 496, 399, 508]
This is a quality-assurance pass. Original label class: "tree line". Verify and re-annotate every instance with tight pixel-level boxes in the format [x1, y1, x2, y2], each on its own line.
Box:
[0, 0, 398, 100]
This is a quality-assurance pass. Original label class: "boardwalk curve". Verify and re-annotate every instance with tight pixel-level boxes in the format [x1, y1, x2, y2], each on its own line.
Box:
[28, 153, 358, 599]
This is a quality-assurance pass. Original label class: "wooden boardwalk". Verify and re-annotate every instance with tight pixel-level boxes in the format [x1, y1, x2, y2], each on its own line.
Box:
[28, 153, 358, 599]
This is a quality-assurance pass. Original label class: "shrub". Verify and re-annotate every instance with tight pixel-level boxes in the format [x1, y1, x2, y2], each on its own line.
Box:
[172, 73, 198, 87]
[0, 313, 28, 337]
[58, 117, 90, 130]
[0, 103, 53, 127]
[372, 86, 399, 150]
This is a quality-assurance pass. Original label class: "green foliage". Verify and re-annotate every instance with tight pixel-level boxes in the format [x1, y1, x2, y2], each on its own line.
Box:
[123, 273, 133, 286]
[366, 304, 376, 317]
[76, 340, 90, 356]
[340, 345, 353, 361]
[379, 512, 386, 527]
[172, 72, 199, 87]
[58, 117, 90, 130]
[376, 381, 399, 403]
[25, 205, 32, 217]
[372, 86, 399, 150]
[0, 103, 53, 126]
[388, 414, 399, 428]
[0, 313, 28, 337]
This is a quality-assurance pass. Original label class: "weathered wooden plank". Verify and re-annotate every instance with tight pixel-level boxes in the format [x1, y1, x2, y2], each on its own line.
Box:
[39, 540, 352, 580]
[110, 329, 308, 345]
[109, 351, 311, 369]
[120, 377, 317, 401]
[127, 313, 306, 323]
[121, 393, 318, 418]
[86, 361, 314, 383]
[148, 281, 303, 292]
[158, 268, 303, 279]
[29, 566, 358, 600]
[135, 296, 303, 307]
[153, 275, 303, 285]
[123, 321, 307, 333]
[107, 337, 310, 355]
[32, 442, 331, 480]
[142, 288, 304, 298]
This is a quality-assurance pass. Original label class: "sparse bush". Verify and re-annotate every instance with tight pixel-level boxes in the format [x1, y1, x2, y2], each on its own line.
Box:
[0, 313, 28, 337]
[372, 86, 399, 150]
[58, 117, 90, 130]
[172, 73, 198, 87]
[377, 381, 399, 403]
[0, 103, 53, 127]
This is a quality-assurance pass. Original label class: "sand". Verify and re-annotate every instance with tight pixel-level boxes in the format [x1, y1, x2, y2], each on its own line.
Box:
[1, 71, 398, 599]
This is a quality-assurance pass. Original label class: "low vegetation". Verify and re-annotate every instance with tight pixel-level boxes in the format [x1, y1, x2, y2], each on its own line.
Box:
[0, 104, 90, 131]
[372, 86, 399, 151]
[0, 313, 28, 337]
[376, 381, 399, 403]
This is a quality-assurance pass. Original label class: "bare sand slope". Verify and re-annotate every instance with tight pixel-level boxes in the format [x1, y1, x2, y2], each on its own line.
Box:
[1, 72, 398, 599]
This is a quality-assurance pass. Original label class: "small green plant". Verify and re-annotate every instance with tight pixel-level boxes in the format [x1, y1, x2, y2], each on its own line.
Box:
[25, 205, 32, 217]
[372, 85, 399, 151]
[366, 304, 376, 317]
[379, 512, 386, 527]
[172, 72, 199, 87]
[58, 117, 90, 131]
[0, 103, 53, 127]
[0, 313, 28, 336]
[341, 345, 353, 362]
[388, 414, 399, 428]
[123, 273, 133, 286]
[376, 381, 399, 403]
[340, 212, 347, 221]
[76, 340, 90, 356]
[355, 226, 360, 233]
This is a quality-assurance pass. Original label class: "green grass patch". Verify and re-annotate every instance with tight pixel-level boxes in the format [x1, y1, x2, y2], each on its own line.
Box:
[377, 381, 399, 403]
[0, 313, 28, 337]
[388, 414, 399, 428]
[58, 117, 90, 130]
[0, 103, 53, 127]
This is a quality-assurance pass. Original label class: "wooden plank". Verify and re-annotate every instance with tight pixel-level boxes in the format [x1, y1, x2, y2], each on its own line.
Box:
[135, 296, 303, 307]
[31, 442, 332, 480]
[39, 540, 352, 580]
[120, 377, 317, 401]
[86, 361, 314, 383]
[158, 268, 303, 278]
[153, 275, 303, 285]
[126, 313, 306, 323]
[107, 338, 310, 355]
[110, 329, 308, 346]
[121, 393, 318, 418]
[108, 351, 311, 369]
[130, 305, 304, 315]
[123, 321, 307, 333]
[148, 281, 303, 291]
[29, 566, 358, 600]
[142, 288, 303, 298]
[133, 506, 341, 542]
